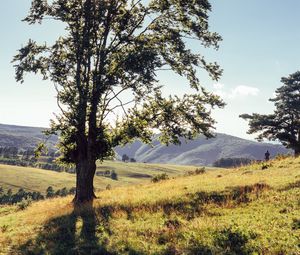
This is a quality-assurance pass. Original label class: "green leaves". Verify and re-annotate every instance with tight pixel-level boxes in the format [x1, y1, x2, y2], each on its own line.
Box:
[23, 0, 49, 24]
[13, 40, 49, 83]
[15, 0, 223, 164]
[34, 142, 48, 159]
[112, 90, 224, 146]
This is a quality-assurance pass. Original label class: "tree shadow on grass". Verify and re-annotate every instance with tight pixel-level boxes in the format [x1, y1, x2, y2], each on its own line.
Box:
[278, 180, 300, 192]
[13, 182, 268, 255]
[15, 202, 114, 255]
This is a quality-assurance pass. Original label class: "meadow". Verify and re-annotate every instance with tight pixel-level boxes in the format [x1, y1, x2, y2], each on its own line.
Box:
[0, 161, 204, 194]
[0, 157, 300, 254]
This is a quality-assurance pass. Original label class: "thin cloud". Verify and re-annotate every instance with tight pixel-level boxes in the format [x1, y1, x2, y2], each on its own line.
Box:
[213, 84, 260, 100]
[231, 85, 259, 98]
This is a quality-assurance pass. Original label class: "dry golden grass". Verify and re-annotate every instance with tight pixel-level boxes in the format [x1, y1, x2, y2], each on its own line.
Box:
[0, 156, 300, 254]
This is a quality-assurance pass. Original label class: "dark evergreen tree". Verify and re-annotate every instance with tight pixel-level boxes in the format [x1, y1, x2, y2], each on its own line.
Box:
[46, 186, 55, 198]
[60, 187, 68, 197]
[241, 71, 300, 156]
[111, 170, 118, 180]
[122, 154, 129, 162]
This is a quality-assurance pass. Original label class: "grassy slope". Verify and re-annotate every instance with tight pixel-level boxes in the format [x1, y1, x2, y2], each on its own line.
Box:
[0, 157, 300, 254]
[0, 161, 202, 194]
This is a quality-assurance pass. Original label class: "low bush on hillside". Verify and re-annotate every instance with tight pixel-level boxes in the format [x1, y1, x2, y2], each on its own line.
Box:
[0, 186, 76, 205]
[0, 188, 43, 205]
[186, 167, 206, 176]
[111, 170, 118, 180]
[17, 198, 32, 210]
[214, 227, 258, 254]
[152, 173, 169, 183]
[213, 157, 253, 168]
[292, 219, 300, 230]
[46, 186, 76, 198]
[275, 153, 292, 161]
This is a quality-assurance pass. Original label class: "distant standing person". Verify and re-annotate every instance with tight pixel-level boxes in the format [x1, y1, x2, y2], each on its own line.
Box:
[265, 150, 270, 161]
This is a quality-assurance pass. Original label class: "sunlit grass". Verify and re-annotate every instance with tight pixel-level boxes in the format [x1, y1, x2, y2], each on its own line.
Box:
[0, 157, 300, 254]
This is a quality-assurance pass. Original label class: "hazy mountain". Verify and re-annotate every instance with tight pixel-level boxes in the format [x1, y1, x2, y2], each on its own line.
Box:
[115, 134, 290, 166]
[0, 123, 290, 165]
[0, 123, 57, 150]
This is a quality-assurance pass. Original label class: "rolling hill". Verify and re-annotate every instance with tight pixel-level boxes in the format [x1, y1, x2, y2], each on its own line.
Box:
[0, 123, 290, 166]
[1, 156, 299, 254]
[0, 161, 208, 194]
[0, 124, 57, 150]
[115, 133, 290, 165]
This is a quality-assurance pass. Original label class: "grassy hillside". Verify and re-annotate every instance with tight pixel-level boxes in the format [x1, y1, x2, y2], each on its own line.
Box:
[0, 161, 203, 194]
[1, 157, 300, 254]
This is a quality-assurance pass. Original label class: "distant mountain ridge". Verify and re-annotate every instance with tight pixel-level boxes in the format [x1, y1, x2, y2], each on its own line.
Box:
[0, 123, 290, 165]
[0, 123, 57, 149]
[115, 134, 290, 166]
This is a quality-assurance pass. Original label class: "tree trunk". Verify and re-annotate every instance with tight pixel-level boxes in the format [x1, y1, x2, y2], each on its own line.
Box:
[73, 157, 97, 204]
[294, 147, 300, 157]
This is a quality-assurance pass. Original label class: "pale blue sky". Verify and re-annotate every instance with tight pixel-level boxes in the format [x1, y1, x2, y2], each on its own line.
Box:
[0, 1, 299, 140]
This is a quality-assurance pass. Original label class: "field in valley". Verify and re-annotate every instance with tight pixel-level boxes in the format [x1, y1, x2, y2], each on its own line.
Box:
[0, 157, 300, 254]
[0, 161, 208, 194]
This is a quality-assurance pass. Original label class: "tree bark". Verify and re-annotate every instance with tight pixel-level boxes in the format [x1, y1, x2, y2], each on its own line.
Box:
[294, 146, 300, 157]
[73, 157, 97, 203]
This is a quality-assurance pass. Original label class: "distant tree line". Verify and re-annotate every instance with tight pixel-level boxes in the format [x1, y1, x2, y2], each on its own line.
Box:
[0, 146, 57, 158]
[121, 154, 136, 162]
[0, 147, 19, 158]
[0, 146, 74, 173]
[0, 186, 76, 205]
[213, 158, 253, 168]
[0, 187, 43, 205]
[45, 186, 76, 198]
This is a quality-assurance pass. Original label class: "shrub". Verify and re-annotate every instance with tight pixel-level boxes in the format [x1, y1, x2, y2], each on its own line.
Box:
[60, 187, 68, 197]
[214, 227, 257, 254]
[111, 170, 118, 180]
[195, 167, 206, 175]
[46, 186, 55, 198]
[1, 225, 8, 233]
[130, 158, 136, 162]
[69, 187, 76, 195]
[17, 198, 32, 210]
[122, 154, 129, 162]
[292, 218, 300, 230]
[186, 167, 206, 176]
[152, 173, 169, 183]
[213, 158, 253, 168]
[275, 154, 291, 160]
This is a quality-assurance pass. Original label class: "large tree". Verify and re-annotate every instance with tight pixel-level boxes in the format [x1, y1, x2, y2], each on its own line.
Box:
[14, 0, 224, 203]
[240, 71, 300, 156]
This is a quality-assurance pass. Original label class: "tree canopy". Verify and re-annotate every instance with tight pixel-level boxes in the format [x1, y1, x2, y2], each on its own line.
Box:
[240, 71, 300, 156]
[13, 0, 224, 203]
